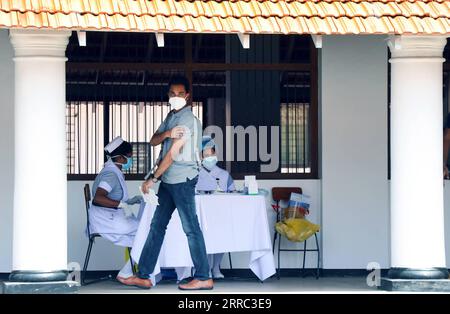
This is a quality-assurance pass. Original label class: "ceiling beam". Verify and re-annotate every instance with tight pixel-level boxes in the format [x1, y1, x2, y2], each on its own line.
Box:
[95, 33, 108, 84]
[238, 33, 250, 49]
[387, 35, 402, 50]
[155, 33, 164, 48]
[76, 31, 86, 47]
[145, 33, 154, 61]
[194, 34, 203, 61]
[311, 35, 322, 49]
[286, 36, 295, 62]
[99, 33, 108, 62]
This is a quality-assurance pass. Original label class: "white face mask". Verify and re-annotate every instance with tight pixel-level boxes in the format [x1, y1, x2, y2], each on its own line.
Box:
[169, 97, 186, 111]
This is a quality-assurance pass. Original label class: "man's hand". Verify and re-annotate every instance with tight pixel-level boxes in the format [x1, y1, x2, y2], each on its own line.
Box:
[141, 179, 155, 194]
[444, 165, 449, 180]
[150, 126, 184, 146]
[169, 126, 186, 139]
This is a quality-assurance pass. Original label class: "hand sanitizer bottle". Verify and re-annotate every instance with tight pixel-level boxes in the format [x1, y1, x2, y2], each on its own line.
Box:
[215, 178, 223, 193]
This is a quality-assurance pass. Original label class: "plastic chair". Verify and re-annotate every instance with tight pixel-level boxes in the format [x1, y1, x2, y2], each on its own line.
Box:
[271, 187, 320, 279]
[81, 183, 134, 285]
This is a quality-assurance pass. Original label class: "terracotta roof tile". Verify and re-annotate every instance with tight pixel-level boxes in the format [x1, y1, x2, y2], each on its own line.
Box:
[0, 0, 448, 35]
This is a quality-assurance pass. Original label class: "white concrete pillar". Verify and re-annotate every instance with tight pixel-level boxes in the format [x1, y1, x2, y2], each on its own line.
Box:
[8, 30, 71, 283]
[388, 36, 449, 280]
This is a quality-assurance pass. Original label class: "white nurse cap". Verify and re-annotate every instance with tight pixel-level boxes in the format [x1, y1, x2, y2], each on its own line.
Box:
[104, 136, 124, 154]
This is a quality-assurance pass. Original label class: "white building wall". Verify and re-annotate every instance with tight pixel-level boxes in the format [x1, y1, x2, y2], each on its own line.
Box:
[320, 35, 390, 269]
[1, 30, 449, 273]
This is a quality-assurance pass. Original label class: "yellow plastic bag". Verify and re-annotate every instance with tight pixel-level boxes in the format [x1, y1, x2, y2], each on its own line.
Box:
[275, 218, 320, 242]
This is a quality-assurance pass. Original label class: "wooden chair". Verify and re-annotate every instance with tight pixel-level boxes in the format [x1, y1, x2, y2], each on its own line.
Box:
[271, 187, 320, 279]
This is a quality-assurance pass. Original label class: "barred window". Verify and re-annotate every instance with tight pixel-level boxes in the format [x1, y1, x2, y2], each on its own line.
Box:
[281, 103, 310, 174]
[66, 101, 104, 175]
[66, 96, 202, 178]
[66, 32, 317, 180]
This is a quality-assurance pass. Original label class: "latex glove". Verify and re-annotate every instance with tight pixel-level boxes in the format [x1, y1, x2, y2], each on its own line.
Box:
[126, 195, 144, 205]
[119, 201, 140, 218]
[118, 201, 128, 209]
[139, 186, 159, 206]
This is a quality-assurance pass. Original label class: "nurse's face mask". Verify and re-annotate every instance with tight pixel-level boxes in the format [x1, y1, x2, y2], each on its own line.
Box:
[112, 155, 133, 171]
[202, 155, 218, 171]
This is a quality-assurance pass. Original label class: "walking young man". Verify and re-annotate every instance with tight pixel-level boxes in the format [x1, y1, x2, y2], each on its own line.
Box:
[122, 75, 213, 290]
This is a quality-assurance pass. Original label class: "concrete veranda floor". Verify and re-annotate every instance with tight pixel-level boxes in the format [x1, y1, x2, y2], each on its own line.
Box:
[78, 276, 382, 294]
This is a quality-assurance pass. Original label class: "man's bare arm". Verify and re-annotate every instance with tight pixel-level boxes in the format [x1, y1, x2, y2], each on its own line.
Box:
[150, 130, 170, 146]
[141, 138, 186, 193]
[150, 127, 186, 146]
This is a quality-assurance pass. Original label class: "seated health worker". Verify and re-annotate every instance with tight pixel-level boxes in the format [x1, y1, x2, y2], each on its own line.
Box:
[88, 136, 144, 284]
[196, 135, 235, 278]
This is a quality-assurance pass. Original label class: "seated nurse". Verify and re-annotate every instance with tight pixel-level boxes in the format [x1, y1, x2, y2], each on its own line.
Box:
[88, 136, 144, 284]
[197, 135, 235, 278]
[197, 136, 235, 193]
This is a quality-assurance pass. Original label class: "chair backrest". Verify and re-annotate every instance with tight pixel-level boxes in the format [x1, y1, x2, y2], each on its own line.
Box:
[272, 187, 302, 203]
[84, 183, 91, 209]
[272, 187, 303, 222]
[84, 184, 92, 237]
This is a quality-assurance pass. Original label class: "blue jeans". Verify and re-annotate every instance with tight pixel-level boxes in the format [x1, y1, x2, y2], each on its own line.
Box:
[137, 176, 210, 280]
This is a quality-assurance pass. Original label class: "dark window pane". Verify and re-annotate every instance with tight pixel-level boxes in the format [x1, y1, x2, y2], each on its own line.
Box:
[192, 34, 226, 63]
[279, 35, 311, 63]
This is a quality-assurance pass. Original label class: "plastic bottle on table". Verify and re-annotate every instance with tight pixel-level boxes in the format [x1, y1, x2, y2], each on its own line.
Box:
[215, 178, 223, 192]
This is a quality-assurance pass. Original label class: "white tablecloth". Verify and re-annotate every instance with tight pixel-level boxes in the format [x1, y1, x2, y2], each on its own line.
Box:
[130, 193, 276, 284]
